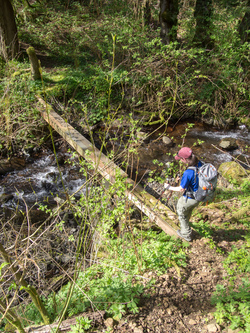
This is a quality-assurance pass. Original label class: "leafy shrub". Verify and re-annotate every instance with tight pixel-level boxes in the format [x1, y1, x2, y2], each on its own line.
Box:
[211, 279, 250, 332]
[212, 241, 250, 331]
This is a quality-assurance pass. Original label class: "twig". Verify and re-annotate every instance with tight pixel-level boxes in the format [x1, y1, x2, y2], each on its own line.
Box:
[211, 144, 249, 171]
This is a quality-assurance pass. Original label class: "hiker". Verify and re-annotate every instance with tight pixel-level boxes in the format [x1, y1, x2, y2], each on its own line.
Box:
[164, 147, 202, 242]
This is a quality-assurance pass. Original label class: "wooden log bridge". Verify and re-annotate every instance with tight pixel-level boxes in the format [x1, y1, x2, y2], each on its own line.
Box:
[38, 98, 178, 237]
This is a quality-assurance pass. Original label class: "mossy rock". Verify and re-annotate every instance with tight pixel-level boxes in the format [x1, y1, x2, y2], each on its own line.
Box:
[218, 161, 249, 185]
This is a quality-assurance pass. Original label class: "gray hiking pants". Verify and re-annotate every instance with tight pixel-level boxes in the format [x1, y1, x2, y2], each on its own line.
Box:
[176, 196, 199, 238]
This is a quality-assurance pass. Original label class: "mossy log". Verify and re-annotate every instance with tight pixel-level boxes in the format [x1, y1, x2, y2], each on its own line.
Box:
[38, 97, 179, 237]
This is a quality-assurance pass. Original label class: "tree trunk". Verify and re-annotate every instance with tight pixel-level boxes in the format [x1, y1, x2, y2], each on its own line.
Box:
[159, 0, 179, 44]
[193, 0, 214, 49]
[238, 0, 250, 43]
[0, 0, 19, 60]
[144, 0, 152, 26]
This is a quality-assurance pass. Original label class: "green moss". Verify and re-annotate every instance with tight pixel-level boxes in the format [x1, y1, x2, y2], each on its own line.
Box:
[218, 161, 250, 185]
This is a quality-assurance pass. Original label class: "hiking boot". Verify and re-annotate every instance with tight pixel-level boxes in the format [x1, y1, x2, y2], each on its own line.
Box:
[176, 230, 192, 242]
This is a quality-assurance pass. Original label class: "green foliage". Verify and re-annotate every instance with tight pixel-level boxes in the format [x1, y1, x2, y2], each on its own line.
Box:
[191, 220, 213, 239]
[70, 317, 93, 333]
[223, 243, 250, 276]
[212, 279, 250, 331]
[216, 178, 250, 203]
[211, 240, 250, 331]
[11, 146, 188, 327]
[107, 229, 187, 275]
[20, 229, 187, 324]
[0, 60, 44, 153]
[1, 1, 250, 330]
[241, 178, 250, 192]
[1, 0, 249, 154]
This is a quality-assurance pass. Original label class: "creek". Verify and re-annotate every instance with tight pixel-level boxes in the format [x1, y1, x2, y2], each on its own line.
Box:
[0, 152, 86, 212]
[0, 122, 249, 218]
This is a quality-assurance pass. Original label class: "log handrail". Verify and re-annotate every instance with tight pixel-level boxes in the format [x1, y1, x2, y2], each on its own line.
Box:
[38, 97, 178, 236]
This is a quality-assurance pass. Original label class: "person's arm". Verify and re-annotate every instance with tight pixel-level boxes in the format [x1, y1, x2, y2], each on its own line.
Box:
[164, 183, 185, 193]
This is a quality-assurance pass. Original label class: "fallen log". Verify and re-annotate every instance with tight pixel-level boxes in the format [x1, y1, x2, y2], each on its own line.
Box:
[20, 310, 105, 332]
[38, 97, 178, 236]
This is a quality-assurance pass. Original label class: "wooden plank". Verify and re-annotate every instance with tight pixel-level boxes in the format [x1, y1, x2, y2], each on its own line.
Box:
[38, 97, 178, 236]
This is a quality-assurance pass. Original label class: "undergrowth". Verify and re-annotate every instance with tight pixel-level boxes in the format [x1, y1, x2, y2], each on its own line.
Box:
[19, 230, 187, 325]
[211, 235, 250, 332]
[0, 0, 249, 155]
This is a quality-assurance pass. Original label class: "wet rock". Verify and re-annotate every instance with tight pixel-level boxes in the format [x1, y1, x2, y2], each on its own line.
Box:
[162, 136, 173, 146]
[0, 157, 26, 175]
[219, 138, 238, 150]
[46, 171, 59, 181]
[41, 180, 57, 192]
[56, 152, 71, 165]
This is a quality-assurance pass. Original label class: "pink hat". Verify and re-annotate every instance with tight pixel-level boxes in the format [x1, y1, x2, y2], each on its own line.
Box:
[175, 147, 193, 160]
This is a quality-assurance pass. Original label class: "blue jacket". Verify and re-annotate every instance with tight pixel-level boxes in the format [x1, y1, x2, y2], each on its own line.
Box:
[180, 161, 203, 199]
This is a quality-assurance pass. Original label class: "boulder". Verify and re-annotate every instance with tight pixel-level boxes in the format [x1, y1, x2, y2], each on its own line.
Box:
[218, 161, 249, 185]
[219, 138, 238, 150]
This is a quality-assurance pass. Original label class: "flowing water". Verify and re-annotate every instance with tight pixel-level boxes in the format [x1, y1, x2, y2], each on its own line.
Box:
[0, 124, 249, 214]
[185, 124, 250, 166]
[136, 123, 250, 170]
[0, 153, 86, 211]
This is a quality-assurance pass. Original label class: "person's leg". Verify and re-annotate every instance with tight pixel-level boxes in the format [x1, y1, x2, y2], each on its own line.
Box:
[176, 196, 199, 239]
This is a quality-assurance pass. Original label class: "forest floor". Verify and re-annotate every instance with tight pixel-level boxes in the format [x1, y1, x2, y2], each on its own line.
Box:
[100, 217, 247, 333]
[56, 201, 247, 333]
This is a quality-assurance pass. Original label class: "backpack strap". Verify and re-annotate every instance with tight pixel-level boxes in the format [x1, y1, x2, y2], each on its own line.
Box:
[185, 166, 198, 199]
[187, 166, 198, 183]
